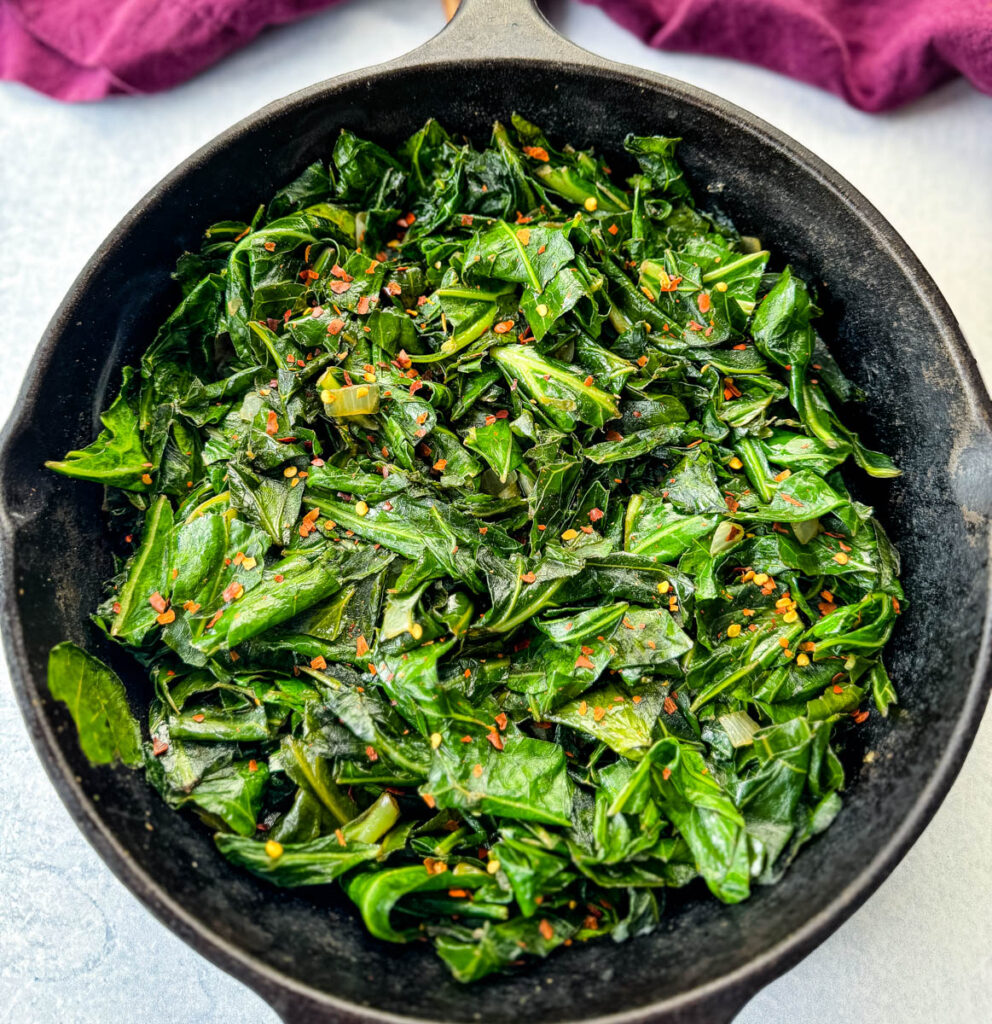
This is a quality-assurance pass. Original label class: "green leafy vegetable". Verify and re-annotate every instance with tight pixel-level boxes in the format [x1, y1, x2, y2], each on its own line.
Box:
[47, 643, 142, 767]
[47, 117, 903, 983]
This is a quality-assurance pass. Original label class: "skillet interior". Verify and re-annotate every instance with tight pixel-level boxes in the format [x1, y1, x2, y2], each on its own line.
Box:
[2, 42, 992, 1024]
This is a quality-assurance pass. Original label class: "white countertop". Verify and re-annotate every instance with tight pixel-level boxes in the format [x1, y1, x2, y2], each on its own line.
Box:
[1, 1, 990, 1021]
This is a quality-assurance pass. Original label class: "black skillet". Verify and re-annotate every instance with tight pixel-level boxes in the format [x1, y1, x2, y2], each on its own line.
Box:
[2, 0, 991, 1021]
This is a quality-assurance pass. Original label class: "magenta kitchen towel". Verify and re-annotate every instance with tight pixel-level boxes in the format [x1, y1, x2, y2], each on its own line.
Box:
[1, 0, 990, 110]
[578, 0, 992, 111]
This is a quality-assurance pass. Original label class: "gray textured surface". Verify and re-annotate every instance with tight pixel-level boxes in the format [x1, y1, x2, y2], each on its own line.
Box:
[1, 1, 990, 1021]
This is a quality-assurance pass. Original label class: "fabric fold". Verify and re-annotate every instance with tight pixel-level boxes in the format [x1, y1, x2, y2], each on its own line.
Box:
[1, 0, 990, 110]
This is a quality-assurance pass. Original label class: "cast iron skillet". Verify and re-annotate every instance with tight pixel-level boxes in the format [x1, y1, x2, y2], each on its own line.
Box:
[3, 0, 992, 1020]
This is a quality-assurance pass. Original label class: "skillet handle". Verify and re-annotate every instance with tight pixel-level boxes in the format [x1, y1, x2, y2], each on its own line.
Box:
[388, 0, 590, 67]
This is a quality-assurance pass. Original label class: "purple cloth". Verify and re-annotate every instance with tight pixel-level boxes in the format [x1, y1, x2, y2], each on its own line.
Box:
[579, 0, 992, 111]
[0, 0, 345, 102]
[1, 0, 990, 110]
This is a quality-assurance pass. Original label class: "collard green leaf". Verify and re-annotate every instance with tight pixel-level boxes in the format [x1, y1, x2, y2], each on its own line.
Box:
[47, 643, 142, 767]
[216, 832, 379, 885]
[183, 759, 270, 836]
[107, 496, 174, 645]
[45, 367, 152, 490]
[491, 345, 620, 431]
[426, 733, 574, 827]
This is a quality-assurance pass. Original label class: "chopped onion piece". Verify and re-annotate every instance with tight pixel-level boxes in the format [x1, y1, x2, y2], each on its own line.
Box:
[792, 518, 820, 545]
[710, 520, 745, 555]
[322, 383, 380, 417]
[719, 710, 760, 748]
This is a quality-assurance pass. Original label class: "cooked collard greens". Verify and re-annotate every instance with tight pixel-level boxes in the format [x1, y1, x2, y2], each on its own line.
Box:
[46, 115, 902, 981]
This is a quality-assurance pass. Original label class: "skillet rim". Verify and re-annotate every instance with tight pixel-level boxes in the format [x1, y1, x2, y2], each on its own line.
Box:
[2, 29, 991, 1024]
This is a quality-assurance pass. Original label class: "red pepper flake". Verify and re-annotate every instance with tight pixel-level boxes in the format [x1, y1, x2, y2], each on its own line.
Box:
[519, 571, 537, 584]
[493, 320, 515, 334]
[409, 379, 424, 396]
[248, 759, 258, 772]
[852, 709, 870, 724]
[661, 767, 672, 781]
[698, 292, 712, 313]
[326, 317, 345, 336]
[632, 695, 643, 704]
[152, 737, 169, 757]
[191, 713, 206, 723]
[156, 609, 176, 625]
[607, 223, 619, 236]
[148, 591, 168, 613]
[222, 581, 244, 603]
[486, 730, 504, 751]
[300, 268, 320, 283]
[472, 763, 484, 778]
[779, 493, 804, 507]
[523, 145, 550, 162]
[575, 654, 595, 670]
[580, 645, 595, 656]
[265, 411, 279, 435]
[356, 296, 372, 315]
[460, 214, 474, 227]
[356, 635, 370, 658]
[433, 459, 448, 472]
[605, 430, 624, 442]
[538, 919, 554, 941]
[386, 281, 402, 296]
[478, 526, 488, 535]
[263, 240, 276, 252]
[583, 375, 594, 387]
[310, 655, 327, 670]
[396, 212, 416, 229]
[206, 609, 224, 630]
[330, 264, 353, 281]
[663, 696, 678, 714]
[335, 828, 347, 847]
[273, 574, 285, 583]
[494, 712, 508, 732]
[365, 745, 379, 761]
